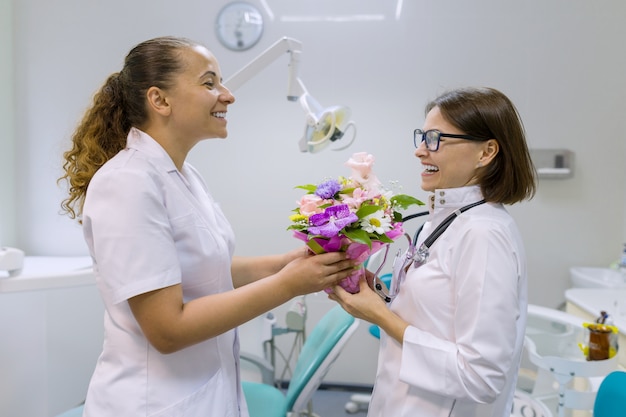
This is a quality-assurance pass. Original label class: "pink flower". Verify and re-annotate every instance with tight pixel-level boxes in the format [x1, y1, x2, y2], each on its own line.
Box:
[340, 187, 370, 210]
[345, 152, 382, 192]
[297, 194, 326, 217]
[386, 222, 404, 240]
[345, 152, 375, 179]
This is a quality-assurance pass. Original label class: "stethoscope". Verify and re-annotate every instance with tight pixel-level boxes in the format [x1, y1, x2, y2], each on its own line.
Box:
[373, 199, 487, 302]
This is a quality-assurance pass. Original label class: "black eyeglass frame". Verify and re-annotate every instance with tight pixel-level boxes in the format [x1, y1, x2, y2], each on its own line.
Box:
[413, 129, 489, 151]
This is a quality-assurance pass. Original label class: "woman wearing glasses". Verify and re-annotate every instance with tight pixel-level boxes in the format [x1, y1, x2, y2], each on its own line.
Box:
[330, 87, 536, 417]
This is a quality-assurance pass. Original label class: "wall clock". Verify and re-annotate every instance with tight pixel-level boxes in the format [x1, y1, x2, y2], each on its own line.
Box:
[215, 2, 264, 51]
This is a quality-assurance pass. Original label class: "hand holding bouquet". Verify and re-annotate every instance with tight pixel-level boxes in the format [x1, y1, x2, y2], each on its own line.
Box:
[288, 152, 423, 293]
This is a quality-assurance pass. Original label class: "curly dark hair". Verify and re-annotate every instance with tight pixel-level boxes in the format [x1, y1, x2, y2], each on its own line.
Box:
[58, 36, 200, 220]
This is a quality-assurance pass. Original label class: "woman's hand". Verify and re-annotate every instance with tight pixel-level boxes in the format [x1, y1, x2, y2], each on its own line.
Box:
[329, 277, 410, 344]
[282, 246, 311, 265]
[231, 246, 310, 288]
[328, 277, 387, 324]
[277, 251, 357, 297]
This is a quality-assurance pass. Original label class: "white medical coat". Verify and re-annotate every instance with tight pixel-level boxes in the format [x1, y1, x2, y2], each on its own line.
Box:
[82, 128, 249, 417]
[368, 186, 527, 417]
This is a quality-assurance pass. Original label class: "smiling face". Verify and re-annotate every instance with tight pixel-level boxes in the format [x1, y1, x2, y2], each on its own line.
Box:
[142, 44, 235, 155]
[163, 45, 235, 144]
[415, 106, 495, 193]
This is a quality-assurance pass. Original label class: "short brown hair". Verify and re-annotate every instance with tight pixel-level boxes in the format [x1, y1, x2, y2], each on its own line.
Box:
[426, 87, 536, 204]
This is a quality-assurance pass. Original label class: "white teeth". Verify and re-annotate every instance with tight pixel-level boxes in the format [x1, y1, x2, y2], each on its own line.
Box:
[212, 112, 226, 118]
[423, 164, 439, 172]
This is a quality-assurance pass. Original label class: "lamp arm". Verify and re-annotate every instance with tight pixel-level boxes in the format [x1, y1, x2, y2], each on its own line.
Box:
[224, 36, 306, 100]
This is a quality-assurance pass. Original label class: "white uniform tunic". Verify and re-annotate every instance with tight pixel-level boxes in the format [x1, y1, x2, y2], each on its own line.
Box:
[82, 128, 249, 417]
[368, 186, 527, 417]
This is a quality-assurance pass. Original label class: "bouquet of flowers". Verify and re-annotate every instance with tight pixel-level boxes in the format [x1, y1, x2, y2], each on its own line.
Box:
[288, 152, 423, 294]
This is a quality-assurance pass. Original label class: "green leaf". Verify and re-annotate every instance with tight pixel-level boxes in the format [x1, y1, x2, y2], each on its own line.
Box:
[295, 184, 318, 193]
[343, 228, 372, 248]
[287, 224, 307, 231]
[306, 239, 327, 254]
[376, 233, 394, 244]
[355, 204, 383, 219]
[391, 194, 424, 209]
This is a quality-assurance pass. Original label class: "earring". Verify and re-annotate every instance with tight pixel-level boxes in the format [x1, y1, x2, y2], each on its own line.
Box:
[476, 162, 483, 168]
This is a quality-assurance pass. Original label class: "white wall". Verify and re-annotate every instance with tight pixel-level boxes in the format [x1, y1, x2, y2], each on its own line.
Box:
[0, 0, 16, 246]
[6, 0, 626, 387]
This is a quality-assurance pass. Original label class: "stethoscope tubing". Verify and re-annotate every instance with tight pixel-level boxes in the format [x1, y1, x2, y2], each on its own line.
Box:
[403, 199, 486, 248]
[374, 200, 487, 303]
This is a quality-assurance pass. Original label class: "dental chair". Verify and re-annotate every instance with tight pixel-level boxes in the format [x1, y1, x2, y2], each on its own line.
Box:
[241, 304, 360, 417]
[524, 304, 619, 417]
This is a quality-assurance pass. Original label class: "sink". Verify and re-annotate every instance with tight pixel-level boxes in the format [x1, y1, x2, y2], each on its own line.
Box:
[569, 266, 626, 289]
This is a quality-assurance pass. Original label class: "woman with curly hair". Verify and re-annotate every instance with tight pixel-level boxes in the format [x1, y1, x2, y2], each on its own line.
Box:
[59, 36, 356, 417]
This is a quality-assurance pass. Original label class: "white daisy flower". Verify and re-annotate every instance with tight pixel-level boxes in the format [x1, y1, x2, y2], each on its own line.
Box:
[360, 210, 392, 234]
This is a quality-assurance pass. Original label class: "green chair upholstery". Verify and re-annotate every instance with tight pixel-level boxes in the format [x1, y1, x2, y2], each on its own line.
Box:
[242, 305, 359, 417]
[54, 404, 83, 417]
[242, 381, 288, 417]
[593, 370, 626, 417]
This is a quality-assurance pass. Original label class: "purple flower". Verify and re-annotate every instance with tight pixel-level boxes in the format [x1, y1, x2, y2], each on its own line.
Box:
[314, 179, 342, 199]
[308, 204, 358, 238]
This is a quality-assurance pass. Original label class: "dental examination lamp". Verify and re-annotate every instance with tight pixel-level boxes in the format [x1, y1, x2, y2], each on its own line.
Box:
[224, 37, 356, 153]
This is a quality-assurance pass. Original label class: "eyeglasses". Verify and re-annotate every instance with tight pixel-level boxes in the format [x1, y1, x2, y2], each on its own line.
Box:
[414, 129, 488, 151]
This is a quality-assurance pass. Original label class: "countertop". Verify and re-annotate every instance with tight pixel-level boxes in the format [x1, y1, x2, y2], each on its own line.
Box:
[565, 287, 626, 334]
[0, 256, 94, 293]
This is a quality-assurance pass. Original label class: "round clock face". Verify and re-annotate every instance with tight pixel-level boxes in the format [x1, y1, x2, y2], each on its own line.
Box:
[215, 2, 264, 51]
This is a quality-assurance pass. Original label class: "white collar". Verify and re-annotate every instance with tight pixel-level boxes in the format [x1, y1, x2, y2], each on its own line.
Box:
[126, 127, 179, 174]
[427, 185, 484, 214]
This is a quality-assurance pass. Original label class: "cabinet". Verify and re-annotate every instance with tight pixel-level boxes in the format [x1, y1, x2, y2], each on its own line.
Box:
[0, 256, 103, 417]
